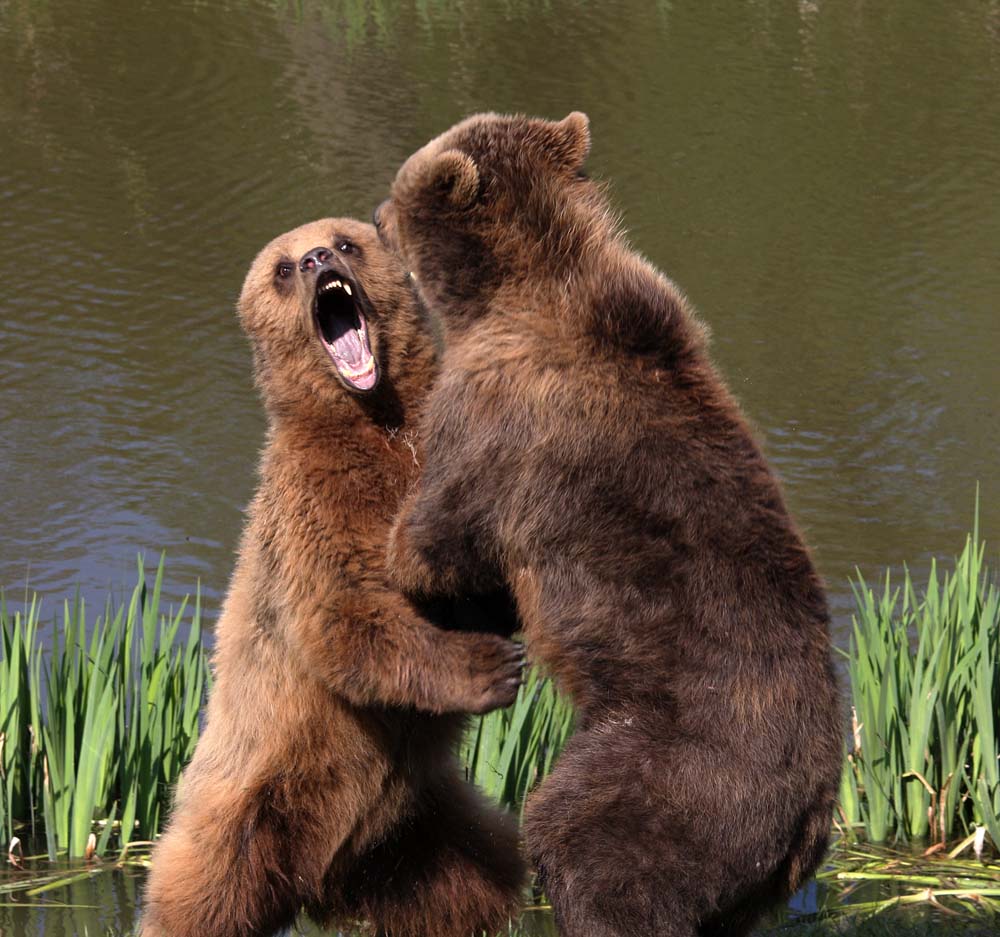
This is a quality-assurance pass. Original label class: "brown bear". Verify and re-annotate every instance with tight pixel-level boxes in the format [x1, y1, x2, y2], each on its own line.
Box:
[141, 218, 527, 937]
[375, 114, 844, 937]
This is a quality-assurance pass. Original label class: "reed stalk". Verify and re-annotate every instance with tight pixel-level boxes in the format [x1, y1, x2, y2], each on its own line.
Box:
[0, 556, 208, 859]
[462, 666, 574, 814]
[1, 555, 569, 859]
[839, 495, 1000, 850]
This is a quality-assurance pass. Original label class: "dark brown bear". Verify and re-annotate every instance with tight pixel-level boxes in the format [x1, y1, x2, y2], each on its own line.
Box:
[376, 114, 844, 937]
[141, 218, 526, 937]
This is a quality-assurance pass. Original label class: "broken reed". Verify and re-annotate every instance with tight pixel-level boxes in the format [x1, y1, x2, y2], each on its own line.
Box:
[813, 842, 1000, 920]
[839, 503, 1000, 852]
[0, 556, 208, 860]
[0, 556, 573, 860]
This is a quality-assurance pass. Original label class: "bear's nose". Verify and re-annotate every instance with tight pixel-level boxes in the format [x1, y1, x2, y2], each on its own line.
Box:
[299, 247, 332, 272]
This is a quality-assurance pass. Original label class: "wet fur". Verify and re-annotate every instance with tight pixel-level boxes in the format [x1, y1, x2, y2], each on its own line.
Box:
[379, 114, 844, 937]
[141, 219, 525, 937]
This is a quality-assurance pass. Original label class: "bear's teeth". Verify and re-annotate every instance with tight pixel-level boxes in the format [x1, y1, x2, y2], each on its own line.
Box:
[343, 283, 352, 296]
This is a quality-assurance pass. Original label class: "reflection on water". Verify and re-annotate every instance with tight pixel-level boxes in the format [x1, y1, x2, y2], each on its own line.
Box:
[0, 858, 145, 937]
[5, 843, 987, 936]
[1, 1, 999, 922]
[0, 862, 832, 936]
[0, 860, 558, 937]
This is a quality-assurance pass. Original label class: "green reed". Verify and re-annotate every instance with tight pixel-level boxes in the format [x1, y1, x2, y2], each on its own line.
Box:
[7, 505, 997, 867]
[839, 498, 1000, 851]
[0, 555, 571, 861]
[462, 666, 574, 815]
[0, 556, 208, 859]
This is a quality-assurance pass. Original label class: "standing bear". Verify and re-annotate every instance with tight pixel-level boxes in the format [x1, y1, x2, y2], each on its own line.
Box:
[141, 218, 526, 937]
[377, 114, 844, 937]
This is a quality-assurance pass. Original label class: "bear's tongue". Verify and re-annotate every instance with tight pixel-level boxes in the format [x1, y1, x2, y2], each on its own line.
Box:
[332, 326, 366, 368]
[315, 281, 376, 390]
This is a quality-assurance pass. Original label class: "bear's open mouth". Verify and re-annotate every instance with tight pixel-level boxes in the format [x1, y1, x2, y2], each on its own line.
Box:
[314, 270, 378, 392]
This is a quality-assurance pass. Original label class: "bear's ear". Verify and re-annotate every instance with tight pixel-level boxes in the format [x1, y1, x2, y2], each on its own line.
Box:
[425, 149, 481, 210]
[549, 111, 591, 170]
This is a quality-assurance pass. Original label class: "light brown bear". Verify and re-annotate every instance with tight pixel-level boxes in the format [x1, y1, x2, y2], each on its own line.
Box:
[141, 218, 526, 937]
[376, 114, 843, 937]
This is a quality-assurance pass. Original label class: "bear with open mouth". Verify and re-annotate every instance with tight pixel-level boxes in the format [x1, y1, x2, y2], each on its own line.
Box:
[377, 114, 844, 937]
[140, 218, 526, 937]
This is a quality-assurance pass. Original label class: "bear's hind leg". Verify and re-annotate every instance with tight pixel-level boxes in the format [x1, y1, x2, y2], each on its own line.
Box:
[524, 726, 725, 937]
[334, 774, 526, 937]
[696, 899, 774, 937]
[142, 775, 339, 937]
[142, 786, 294, 937]
[698, 786, 837, 937]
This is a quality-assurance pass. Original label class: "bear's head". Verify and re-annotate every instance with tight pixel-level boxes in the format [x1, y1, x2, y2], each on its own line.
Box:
[238, 218, 427, 422]
[376, 112, 605, 325]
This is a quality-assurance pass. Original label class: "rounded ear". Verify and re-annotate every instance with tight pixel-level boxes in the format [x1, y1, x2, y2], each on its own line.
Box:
[426, 149, 481, 209]
[551, 111, 591, 170]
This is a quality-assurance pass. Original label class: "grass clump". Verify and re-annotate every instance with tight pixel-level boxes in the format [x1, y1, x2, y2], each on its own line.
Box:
[463, 666, 573, 814]
[0, 556, 208, 859]
[0, 554, 570, 861]
[839, 497, 1000, 851]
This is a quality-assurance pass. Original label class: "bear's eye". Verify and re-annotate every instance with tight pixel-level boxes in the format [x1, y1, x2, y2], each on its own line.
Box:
[337, 240, 356, 255]
[276, 262, 294, 279]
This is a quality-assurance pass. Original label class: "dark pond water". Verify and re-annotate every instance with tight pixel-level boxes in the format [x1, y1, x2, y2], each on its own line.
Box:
[2, 0, 1000, 629]
[1, 0, 999, 927]
[0, 850, 558, 936]
[5, 841, 986, 936]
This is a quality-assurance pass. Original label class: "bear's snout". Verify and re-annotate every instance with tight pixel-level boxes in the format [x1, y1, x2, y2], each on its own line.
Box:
[299, 246, 333, 273]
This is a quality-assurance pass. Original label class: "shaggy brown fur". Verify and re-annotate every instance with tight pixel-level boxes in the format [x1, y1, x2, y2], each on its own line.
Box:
[141, 219, 526, 937]
[376, 114, 844, 937]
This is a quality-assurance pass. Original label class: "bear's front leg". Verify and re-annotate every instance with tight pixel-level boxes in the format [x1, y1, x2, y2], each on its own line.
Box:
[386, 492, 454, 598]
[387, 483, 499, 600]
[289, 586, 524, 715]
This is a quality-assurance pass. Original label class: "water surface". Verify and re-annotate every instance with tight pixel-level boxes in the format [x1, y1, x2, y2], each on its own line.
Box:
[3, 6, 1000, 935]
[3, 0, 999, 627]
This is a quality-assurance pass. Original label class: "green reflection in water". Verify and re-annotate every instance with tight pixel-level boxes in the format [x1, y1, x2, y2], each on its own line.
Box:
[2, 842, 998, 934]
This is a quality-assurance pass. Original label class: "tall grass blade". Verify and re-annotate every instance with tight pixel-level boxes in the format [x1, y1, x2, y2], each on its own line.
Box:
[841, 494, 999, 848]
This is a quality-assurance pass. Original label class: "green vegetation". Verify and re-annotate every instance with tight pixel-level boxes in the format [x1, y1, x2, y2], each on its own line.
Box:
[766, 915, 1000, 937]
[0, 556, 208, 859]
[3, 515, 999, 933]
[838, 502, 1000, 851]
[0, 556, 571, 862]
[463, 666, 573, 815]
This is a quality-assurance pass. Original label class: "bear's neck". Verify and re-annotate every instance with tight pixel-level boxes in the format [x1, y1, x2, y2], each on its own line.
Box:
[264, 413, 416, 492]
[266, 398, 398, 451]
